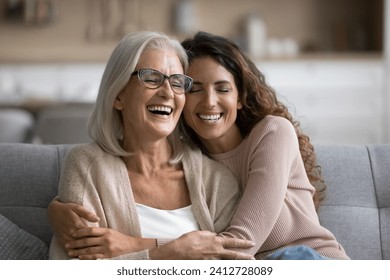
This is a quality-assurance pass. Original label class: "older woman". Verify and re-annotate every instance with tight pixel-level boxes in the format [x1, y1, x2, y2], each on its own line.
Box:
[48, 31, 253, 260]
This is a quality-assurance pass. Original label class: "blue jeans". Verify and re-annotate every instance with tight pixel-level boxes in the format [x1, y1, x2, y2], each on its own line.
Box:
[264, 245, 330, 260]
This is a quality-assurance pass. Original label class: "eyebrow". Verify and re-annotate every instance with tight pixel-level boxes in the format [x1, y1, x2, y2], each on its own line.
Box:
[215, 80, 232, 86]
[192, 80, 231, 85]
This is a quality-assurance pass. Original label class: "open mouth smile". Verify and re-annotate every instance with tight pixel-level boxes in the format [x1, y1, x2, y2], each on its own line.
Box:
[197, 113, 222, 122]
[147, 105, 173, 116]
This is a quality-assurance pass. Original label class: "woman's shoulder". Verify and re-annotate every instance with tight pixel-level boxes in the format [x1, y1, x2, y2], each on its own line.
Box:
[250, 115, 296, 139]
[254, 115, 294, 131]
[65, 142, 113, 165]
[243, 115, 298, 153]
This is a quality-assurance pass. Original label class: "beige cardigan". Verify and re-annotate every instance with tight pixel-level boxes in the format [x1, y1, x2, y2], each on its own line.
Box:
[49, 142, 240, 259]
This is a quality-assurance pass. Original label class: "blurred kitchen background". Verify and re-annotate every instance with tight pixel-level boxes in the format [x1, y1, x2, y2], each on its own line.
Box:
[0, 0, 388, 145]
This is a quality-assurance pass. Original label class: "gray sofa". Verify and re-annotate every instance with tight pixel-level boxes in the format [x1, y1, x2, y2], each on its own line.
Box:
[0, 143, 389, 259]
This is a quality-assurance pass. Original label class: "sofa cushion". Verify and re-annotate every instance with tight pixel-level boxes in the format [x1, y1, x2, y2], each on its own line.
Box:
[0, 214, 48, 259]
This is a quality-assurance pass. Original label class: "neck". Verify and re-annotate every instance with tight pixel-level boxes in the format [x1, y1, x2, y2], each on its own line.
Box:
[121, 138, 173, 174]
[201, 126, 243, 154]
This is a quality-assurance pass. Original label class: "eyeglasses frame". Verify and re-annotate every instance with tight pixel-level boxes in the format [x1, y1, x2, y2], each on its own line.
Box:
[131, 68, 193, 94]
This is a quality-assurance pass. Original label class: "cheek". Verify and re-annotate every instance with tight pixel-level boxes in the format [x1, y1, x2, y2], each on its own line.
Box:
[176, 95, 186, 112]
[227, 94, 241, 111]
[182, 101, 195, 124]
[182, 106, 190, 120]
[183, 99, 196, 119]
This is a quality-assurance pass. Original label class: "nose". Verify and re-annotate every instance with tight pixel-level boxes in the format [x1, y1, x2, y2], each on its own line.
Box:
[158, 79, 175, 99]
[203, 90, 217, 108]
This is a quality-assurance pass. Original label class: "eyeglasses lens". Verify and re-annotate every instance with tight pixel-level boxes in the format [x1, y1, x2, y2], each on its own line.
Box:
[139, 69, 191, 94]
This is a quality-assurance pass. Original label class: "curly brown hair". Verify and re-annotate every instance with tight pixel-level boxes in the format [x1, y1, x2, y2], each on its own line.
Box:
[182, 31, 326, 210]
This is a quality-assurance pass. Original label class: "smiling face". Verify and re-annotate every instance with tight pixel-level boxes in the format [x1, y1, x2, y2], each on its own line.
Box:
[183, 56, 243, 154]
[114, 48, 185, 146]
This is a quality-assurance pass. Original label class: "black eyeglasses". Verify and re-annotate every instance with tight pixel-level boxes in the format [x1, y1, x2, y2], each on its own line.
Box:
[131, 68, 193, 95]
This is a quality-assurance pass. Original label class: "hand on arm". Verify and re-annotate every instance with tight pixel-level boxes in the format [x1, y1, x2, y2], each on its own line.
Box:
[65, 227, 156, 260]
[67, 230, 254, 260]
[48, 200, 156, 259]
[47, 199, 100, 247]
[149, 230, 255, 260]
[48, 201, 254, 260]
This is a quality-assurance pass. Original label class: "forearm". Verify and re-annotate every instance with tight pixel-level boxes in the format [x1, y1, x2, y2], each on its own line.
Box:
[148, 239, 182, 260]
[148, 231, 255, 260]
[135, 238, 157, 252]
[149, 244, 176, 260]
[105, 238, 156, 260]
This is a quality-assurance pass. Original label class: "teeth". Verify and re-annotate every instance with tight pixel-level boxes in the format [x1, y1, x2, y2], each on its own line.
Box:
[147, 106, 173, 115]
[198, 114, 221, 121]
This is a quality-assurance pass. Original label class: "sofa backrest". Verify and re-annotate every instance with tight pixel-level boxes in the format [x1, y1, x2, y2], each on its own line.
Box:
[316, 144, 390, 260]
[1, 143, 389, 259]
[0, 143, 73, 245]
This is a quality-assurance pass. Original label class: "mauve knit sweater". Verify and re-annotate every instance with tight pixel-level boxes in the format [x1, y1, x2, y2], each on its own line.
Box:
[215, 115, 349, 260]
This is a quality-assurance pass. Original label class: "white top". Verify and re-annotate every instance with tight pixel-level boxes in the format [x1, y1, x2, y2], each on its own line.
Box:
[135, 203, 200, 239]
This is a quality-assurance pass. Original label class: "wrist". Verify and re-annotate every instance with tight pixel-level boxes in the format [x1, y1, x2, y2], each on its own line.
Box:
[148, 240, 179, 260]
[148, 246, 160, 260]
[135, 238, 156, 252]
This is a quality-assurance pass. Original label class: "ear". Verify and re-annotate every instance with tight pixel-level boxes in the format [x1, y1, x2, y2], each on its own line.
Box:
[114, 92, 124, 110]
[237, 99, 243, 110]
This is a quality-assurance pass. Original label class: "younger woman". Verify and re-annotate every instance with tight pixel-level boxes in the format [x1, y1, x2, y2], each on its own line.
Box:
[180, 31, 349, 259]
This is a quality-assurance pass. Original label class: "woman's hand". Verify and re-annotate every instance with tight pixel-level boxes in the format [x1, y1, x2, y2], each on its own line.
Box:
[65, 227, 156, 259]
[149, 230, 255, 260]
[47, 199, 100, 247]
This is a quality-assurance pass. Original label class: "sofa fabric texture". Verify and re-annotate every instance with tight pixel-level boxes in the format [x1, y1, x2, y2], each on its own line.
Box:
[316, 144, 390, 260]
[0, 143, 389, 260]
[0, 214, 48, 259]
[0, 144, 71, 249]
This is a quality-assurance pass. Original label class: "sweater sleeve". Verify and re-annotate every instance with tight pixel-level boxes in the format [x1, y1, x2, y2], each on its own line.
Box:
[206, 158, 241, 233]
[218, 118, 299, 255]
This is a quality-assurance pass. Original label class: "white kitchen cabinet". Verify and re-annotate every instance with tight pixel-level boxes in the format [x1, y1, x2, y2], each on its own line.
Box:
[258, 59, 385, 144]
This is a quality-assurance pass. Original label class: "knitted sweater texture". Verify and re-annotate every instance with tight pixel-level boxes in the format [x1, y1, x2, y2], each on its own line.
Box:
[215, 115, 349, 260]
[49, 142, 240, 259]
